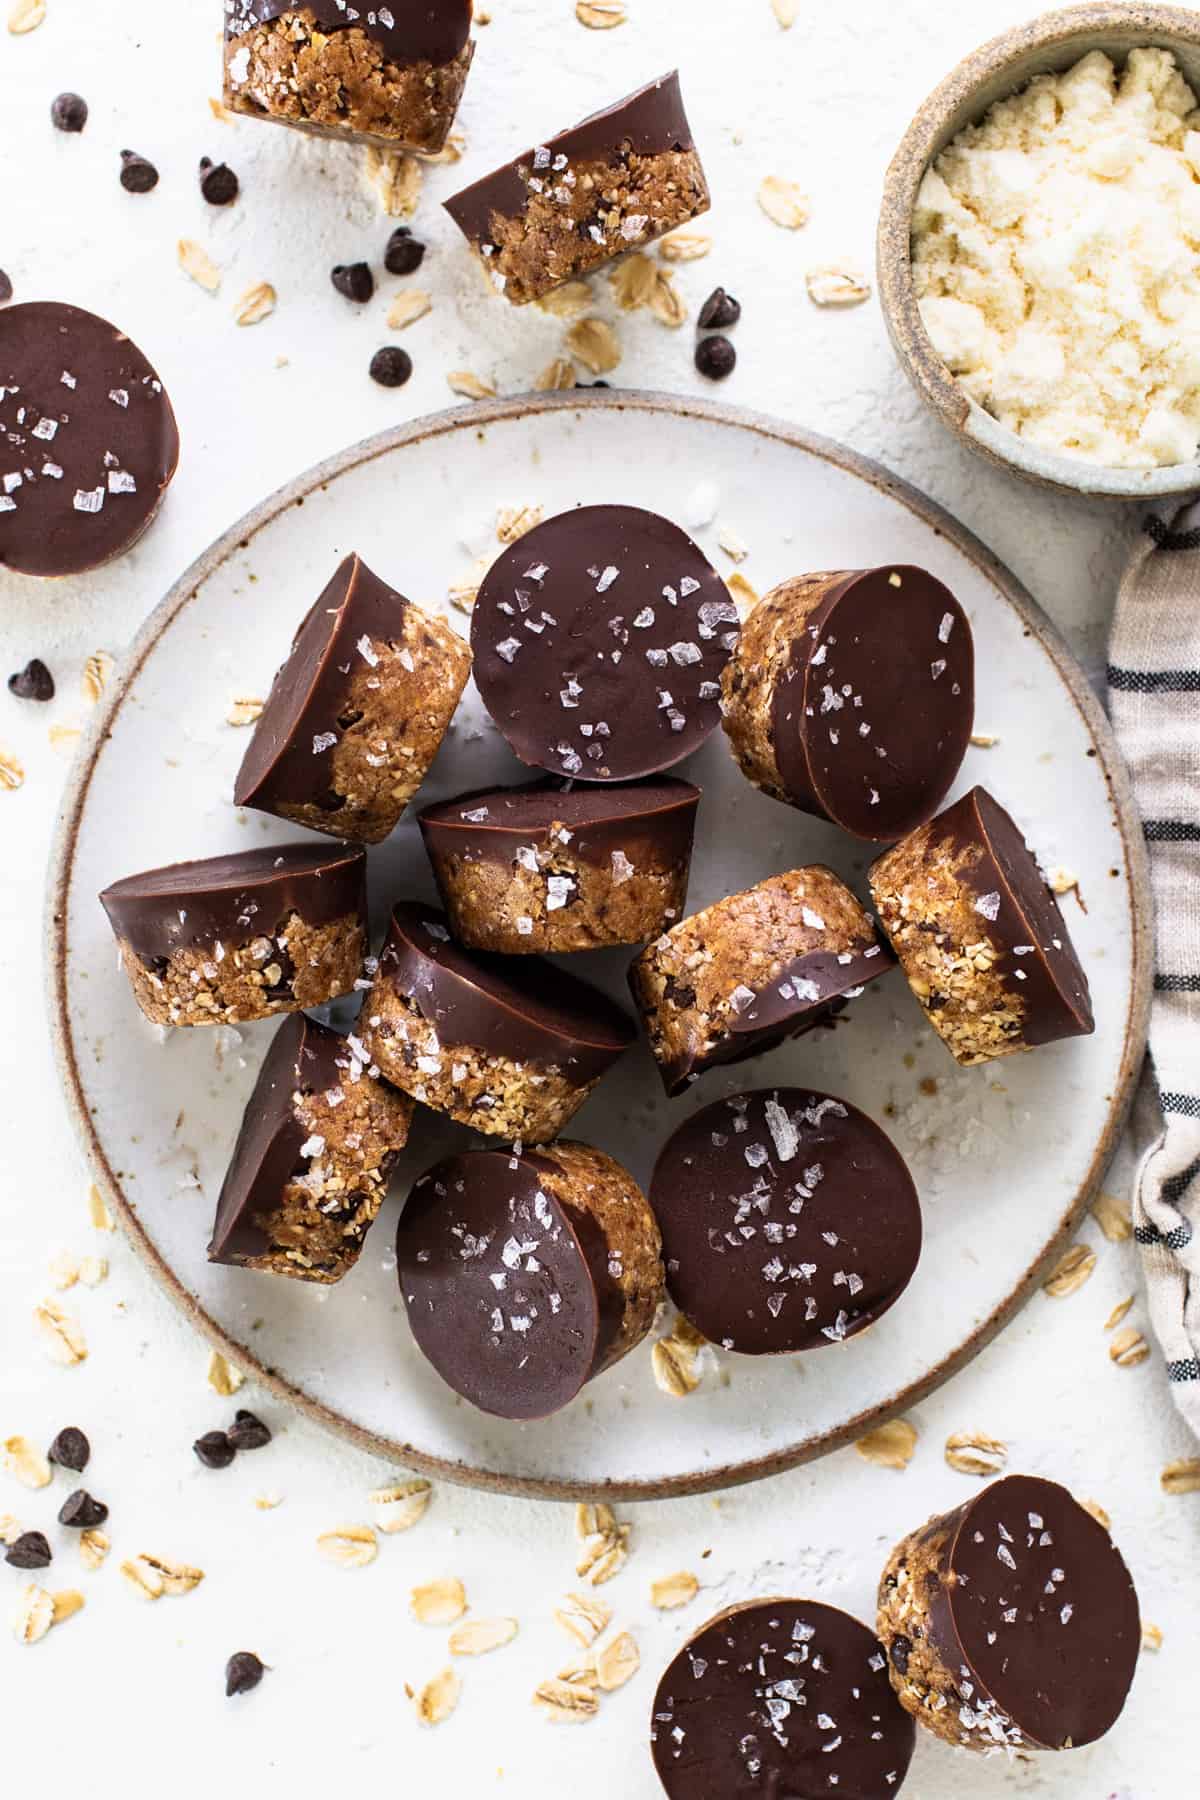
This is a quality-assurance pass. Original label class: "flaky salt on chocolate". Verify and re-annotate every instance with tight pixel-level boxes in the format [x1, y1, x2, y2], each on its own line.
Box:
[208, 1012, 413, 1282]
[877, 1474, 1140, 1753]
[234, 554, 470, 845]
[395, 1141, 663, 1419]
[721, 565, 974, 841]
[418, 777, 700, 953]
[444, 71, 710, 304]
[223, 1, 474, 153]
[629, 866, 895, 1096]
[869, 786, 1093, 1066]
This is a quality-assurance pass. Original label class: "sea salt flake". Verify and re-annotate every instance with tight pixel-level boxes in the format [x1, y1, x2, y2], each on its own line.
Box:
[974, 892, 1001, 921]
[357, 635, 379, 667]
[938, 612, 955, 643]
[312, 732, 337, 753]
[496, 637, 522, 663]
[73, 486, 105, 513]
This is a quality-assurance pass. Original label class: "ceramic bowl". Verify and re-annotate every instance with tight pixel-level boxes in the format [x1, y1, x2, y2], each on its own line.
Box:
[877, 3, 1200, 500]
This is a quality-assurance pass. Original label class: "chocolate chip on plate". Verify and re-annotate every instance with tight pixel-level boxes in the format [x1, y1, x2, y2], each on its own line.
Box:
[695, 334, 737, 380]
[8, 659, 55, 703]
[47, 1424, 89, 1470]
[226, 1651, 266, 1697]
[384, 227, 426, 276]
[5, 1530, 52, 1571]
[697, 286, 741, 330]
[119, 150, 159, 194]
[58, 1489, 108, 1529]
[369, 346, 413, 388]
[226, 1410, 271, 1452]
[193, 1430, 236, 1470]
[199, 157, 239, 206]
[50, 92, 88, 133]
[332, 262, 375, 304]
[0, 272, 12, 305]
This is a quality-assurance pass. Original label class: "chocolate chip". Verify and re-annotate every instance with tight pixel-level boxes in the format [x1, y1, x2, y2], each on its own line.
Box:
[370, 346, 413, 388]
[120, 150, 159, 195]
[697, 287, 741, 330]
[889, 1634, 911, 1675]
[50, 92, 88, 133]
[5, 1530, 52, 1570]
[384, 227, 426, 276]
[199, 158, 239, 206]
[193, 1430, 236, 1470]
[226, 1410, 271, 1452]
[695, 335, 737, 381]
[332, 262, 375, 304]
[0, 272, 12, 306]
[225, 1651, 266, 1697]
[58, 1489, 108, 1529]
[8, 658, 55, 703]
[47, 1425, 89, 1470]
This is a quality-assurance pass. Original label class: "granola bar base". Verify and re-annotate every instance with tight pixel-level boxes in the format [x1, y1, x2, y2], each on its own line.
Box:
[720, 572, 848, 802]
[430, 844, 687, 954]
[540, 1141, 664, 1370]
[117, 908, 366, 1027]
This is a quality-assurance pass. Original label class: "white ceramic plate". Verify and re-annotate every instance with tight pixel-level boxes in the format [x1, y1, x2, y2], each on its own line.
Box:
[47, 392, 1151, 1499]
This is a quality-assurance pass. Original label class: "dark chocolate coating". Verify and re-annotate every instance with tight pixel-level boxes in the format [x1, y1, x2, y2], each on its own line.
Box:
[920, 1475, 1140, 1750]
[651, 1598, 916, 1800]
[773, 567, 974, 841]
[649, 1088, 921, 1354]
[444, 71, 695, 247]
[395, 1147, 621, 1418]
[0, 302, 179, 578]
[471, 505, 734, 781]
[378, 901, 636, 1080]
[99, 843, 367, 961]
[209, 1012, 347, 1265]
[418, 776, 700, 871]
[223, 0, 471, 67]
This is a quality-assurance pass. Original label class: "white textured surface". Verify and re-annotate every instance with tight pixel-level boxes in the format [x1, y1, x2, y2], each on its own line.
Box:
[0, 3, 1192, 1796]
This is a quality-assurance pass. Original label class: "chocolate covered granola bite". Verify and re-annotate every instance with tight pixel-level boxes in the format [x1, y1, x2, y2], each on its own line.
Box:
[361, 902, 636, 1139]
[471, 505, 735, 781]
[876, 1475, 1140, 1753]
[444, 71, 709, 304]
[234, 554, 470, 844]
[223, 1, 474, 154]
[651, 1598, 915, 1799]
[208, 1011, 413, 1282]
[868, 787, 1094, 1067]
[395, 1141, 663, 1418]
[418, 777, 700, 953]
[629, 867, 894, 1096]
[649, 1088, 921, 1355]
[100, 844, 367, 1027]
[722, 566, 974, 841]
[0, 302, 179, 578]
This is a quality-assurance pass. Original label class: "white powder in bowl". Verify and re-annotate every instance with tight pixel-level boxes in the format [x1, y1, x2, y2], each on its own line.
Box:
[912, 47, 1200, 469]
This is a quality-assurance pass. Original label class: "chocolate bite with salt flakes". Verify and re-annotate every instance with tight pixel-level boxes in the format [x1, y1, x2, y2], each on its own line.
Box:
[869, 786, 1094, 1067]
[877, 1474, 1140, 1753]
[444, 71, 710, 306]
[722, 566, 974, 842]
[471, 505, 735, 782]
[419, 777, 700, 954]
[209, 1011, 413, 1283]
[649, 1088, 921, 1355]
[0, 302, 179, 578]
[629, 867, 894, 1097]
[234, 553, 470, 845]
[395, 1142, 663, 1419]
[361, 902, 637, 1141]
[223, 0, 474, 154]
[100, 843, 367, 1028]
[651, 1598, 916, 1800]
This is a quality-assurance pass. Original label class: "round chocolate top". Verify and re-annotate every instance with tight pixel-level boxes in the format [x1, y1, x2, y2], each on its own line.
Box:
[378, 901, 636, 1079]
[651, 1598, 915, 1800]
[470, 506, 735, 781]
[419, 776, 701, 871]
[0, 302, 179, 578]
[773, 567, 974, 842]
[99, 843, 367, 960]
[929, 1475, 1140, 1750]
[395, 1146, 621, 1418]
[444, 72, 694, 245]
[224, 0, 471, 68]
[649, 1088, 921, 1354]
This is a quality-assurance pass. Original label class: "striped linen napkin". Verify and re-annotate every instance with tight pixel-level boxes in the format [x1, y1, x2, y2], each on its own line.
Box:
[1107, 505, 1200, 1441]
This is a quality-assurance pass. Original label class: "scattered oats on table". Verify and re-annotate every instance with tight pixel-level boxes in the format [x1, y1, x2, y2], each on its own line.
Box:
[535, 357, 577, 391]
[369, 1478, 432, 1534]
[235, 282, 277, 326]
[7, 0, 45, 34]
[1082, 1496, 1112, 1529]
[48, 723, 81, 755]
[564, 317, 621, 375]
[81, 650, 114, 704]
[1105, 1295, 1136, 1331]
[594, 1630, 640, 1691]
[0, 749, 25, 792]
[34, 1299, 87, 1365]
[1042, 1242, 1096, 1297]
[651, 1570, 699, 1610]
[3, 1436, 51, 1490]
[447, 370, 496, 399]
[226, 696, 264, 727]
[316, 1524, 378, 1568]
[771, 0, 799, 24]
[1092, 1191, 1133, 1240]
[647, 269, 687, 328]
[1108, 1325, 1150, 1367]
[387, 290, 432, 330]
[944, 1432, 1007, 1476]
[610, 254, 659, 312]
[537, 280, 593, 318]
[496, 503, 544, 544]
[448, 1616, 518, 1656]
[575, 0, 625, 26]
[11, 1585, 54, 1645]
[659, 230, 712, 262]
[534, 1677, 599, 1721]
[555, 1591, 612, 1646]
[758, 176, 809, 229]
[178, 239, 222, 294]
[1142, 1621, 1164, 1651]
[716, 522, 748, 562]
[411, 1576, 467, 1624]
[363, 148, 423, 218]
[51, 1589, 85, 1626]
[415, 1667, 461, 1725]
[206, 1349, 245, 1395]
[1161, 1457, 1200, 1494]
[806, 265, 871, 307]
[87, 1184, 115, 1231]
[79, 1528, 110, 1570]
[969, 731, 1000, 748]
[854, 1418, 918, 1469]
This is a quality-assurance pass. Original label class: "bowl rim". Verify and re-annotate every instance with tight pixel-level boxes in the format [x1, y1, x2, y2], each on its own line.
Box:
[877, 1, 1200, 500]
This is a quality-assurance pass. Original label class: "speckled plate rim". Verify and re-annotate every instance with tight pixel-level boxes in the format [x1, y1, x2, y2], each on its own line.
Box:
[44, 389, 1153, 1501]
